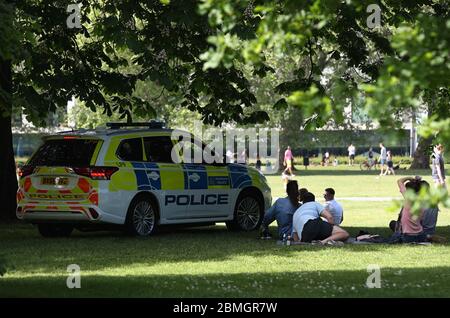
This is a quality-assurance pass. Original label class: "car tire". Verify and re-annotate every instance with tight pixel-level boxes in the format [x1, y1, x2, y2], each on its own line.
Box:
[125, 194, 159, 237]
[38, 224, 73, 237]
[226, 190, 263, 232]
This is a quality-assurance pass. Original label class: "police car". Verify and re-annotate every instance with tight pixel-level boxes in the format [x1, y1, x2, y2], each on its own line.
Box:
[16, 122, 272, 237]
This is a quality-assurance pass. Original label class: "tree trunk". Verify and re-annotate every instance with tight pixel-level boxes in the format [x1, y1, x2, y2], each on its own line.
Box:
[0, 58, 18, 221]
[410, 95, 437, 170]
[410, 136, 433, 170]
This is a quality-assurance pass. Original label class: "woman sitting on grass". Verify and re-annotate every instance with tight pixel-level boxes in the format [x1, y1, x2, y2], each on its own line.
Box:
[260, 180, 300, 240]
[389, 178, 445, 243]
[389, 176, 427, 243]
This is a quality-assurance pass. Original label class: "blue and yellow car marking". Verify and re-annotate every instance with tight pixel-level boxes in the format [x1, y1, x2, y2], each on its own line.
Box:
[228, 164, 252, 189]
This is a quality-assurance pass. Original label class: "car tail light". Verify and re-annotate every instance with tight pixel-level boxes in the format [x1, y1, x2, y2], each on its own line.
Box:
[90, 167, 119, 180]
[19, 165, 35, 178]
[73, 167, 118, 180]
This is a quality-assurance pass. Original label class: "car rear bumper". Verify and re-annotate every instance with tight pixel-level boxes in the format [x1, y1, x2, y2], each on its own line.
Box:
[17, 203, 97, 222]
[18, 211, 93, 223]
[16, 202, 122, 224]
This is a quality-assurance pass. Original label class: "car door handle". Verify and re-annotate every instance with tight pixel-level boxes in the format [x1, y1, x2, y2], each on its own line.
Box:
[189, 173, 200, 182]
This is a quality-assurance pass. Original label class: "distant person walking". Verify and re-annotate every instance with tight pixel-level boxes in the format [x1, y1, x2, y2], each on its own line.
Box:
[348, 143, 356, 166]
[368, 147, 374, 165]
[322, 151, 330, 166]
[303, 150, 309, 170]
[324, 151, 330, 166]
[383, 151, 395, 176]
[283, 146, 294, 175]
[379, 143, 387, 176]
[432, 144, 446, 189]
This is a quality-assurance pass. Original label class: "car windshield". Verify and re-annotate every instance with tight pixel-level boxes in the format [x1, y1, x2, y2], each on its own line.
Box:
[28, 139, 100, 167]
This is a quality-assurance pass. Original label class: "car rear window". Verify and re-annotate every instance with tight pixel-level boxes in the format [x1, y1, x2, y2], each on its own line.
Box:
[28, 139, 100, 167]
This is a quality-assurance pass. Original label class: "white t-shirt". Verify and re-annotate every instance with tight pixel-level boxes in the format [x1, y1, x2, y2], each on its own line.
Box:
[380, 147, 387, 160]
[348, 145, 355, 156]
[324, 200, 343, 225]
[292, 202, 324, 241]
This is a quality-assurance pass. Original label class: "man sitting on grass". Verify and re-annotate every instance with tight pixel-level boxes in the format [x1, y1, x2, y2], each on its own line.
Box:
[323, 188, 343, 225]
[292, 192, 349, 245]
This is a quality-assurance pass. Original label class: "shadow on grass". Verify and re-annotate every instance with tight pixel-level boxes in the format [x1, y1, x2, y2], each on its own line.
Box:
[1, 266, 449, 297]
[1, 223, 449, 272]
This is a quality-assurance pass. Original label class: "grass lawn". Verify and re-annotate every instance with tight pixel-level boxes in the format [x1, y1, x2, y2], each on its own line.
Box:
[1, 166, 449, 297]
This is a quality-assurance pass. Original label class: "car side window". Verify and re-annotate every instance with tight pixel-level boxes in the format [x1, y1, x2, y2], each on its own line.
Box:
[117, 138, 143, 161]
[143, 136, 175, 163]
[177, 139, 205, 164]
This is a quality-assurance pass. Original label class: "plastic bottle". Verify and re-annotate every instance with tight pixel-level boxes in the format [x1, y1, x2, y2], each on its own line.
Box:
[286, 235, 291, 246]
[282, 233, 287, 245]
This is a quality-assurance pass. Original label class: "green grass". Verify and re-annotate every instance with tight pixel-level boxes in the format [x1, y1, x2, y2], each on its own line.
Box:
[1, 167, 450, 297]
[267, 165, 449, 198]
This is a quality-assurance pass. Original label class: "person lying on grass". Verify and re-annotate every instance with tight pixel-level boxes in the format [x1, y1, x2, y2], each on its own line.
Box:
[292, 192, 349, 245]
[260, 180, 300, 239]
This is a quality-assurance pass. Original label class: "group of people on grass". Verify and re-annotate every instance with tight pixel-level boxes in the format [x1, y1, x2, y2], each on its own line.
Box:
[350, 142, 396, 175]
[261, 181, 349, 246]
[261, 173, 446, 245]
[282, 142, 395, 176]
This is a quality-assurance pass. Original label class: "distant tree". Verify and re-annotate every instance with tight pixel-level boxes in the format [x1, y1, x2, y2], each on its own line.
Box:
[200, 0, 449, 164]
[0, 0, 267, 220]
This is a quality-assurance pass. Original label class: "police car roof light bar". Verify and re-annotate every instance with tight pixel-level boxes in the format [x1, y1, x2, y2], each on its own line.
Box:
[106, 120, 165, 129]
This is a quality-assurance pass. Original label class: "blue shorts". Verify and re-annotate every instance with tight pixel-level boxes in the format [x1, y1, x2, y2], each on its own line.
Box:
[380, 159, 386, 165]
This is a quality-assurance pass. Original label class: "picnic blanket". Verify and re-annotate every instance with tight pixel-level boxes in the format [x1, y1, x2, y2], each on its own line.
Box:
[276, 238, 374, 245]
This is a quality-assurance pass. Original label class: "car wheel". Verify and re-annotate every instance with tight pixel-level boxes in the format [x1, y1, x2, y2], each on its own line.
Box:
[126, 195, 158, 236]
[38, 224, 73, 237]
[226, 190, 263, 232]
